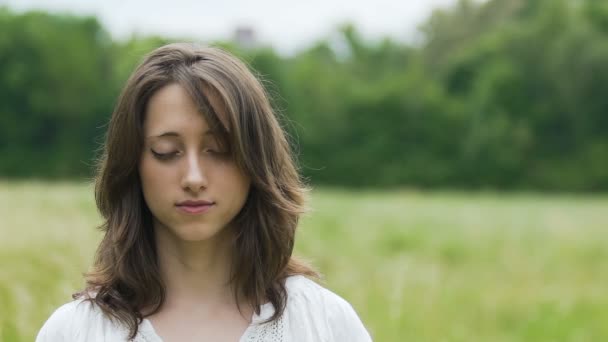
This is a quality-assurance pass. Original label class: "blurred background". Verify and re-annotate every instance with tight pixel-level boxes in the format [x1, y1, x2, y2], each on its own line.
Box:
[1, 0, 607, 341]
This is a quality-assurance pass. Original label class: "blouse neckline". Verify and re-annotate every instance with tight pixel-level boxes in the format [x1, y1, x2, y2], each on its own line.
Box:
[138, 301, 275, 342]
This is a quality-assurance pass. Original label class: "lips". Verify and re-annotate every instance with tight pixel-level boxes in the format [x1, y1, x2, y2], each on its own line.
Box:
[175, 200, 215, 214]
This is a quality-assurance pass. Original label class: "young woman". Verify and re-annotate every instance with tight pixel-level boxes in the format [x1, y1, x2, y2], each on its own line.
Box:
[36, 43, 372, 341]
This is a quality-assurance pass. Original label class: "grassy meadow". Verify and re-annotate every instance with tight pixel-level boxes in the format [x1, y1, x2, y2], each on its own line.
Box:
[1, 181, 607, 341]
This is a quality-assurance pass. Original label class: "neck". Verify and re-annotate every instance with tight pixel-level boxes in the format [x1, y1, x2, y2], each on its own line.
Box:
[153, 221, 237, 309]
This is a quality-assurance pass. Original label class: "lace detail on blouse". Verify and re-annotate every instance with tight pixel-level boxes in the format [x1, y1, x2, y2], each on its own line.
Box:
[243, 315, 285, 342]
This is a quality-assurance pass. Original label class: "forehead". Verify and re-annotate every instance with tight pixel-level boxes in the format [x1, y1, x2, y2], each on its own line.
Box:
[143, 83, 227, 137]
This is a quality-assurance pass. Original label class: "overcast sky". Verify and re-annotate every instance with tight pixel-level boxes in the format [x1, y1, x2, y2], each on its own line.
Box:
[4, 0, 459, 55]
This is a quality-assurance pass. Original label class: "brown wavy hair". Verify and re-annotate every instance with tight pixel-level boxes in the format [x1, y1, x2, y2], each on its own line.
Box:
[74, 42, 318, 339]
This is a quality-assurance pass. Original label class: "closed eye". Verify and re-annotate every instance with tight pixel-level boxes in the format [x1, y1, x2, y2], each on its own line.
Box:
[150, 149, 230, 161]
[151, 150, 179, 160]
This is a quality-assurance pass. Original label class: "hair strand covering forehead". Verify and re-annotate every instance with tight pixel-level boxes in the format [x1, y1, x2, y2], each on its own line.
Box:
[77, 42, 318, 340]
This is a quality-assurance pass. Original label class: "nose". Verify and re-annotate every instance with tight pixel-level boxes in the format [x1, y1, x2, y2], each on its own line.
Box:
[180, 151, 208, 192]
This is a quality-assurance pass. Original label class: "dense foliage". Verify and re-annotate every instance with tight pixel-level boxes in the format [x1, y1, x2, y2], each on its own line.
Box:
[1, 0, 606, 190]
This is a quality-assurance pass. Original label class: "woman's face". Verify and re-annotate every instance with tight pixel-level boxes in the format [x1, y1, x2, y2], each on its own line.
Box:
[139, 83, 251, 242]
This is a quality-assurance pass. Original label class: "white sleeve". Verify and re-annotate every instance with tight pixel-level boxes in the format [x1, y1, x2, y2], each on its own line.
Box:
[323, 289, 373, 342]
[35, 301, 79, 342]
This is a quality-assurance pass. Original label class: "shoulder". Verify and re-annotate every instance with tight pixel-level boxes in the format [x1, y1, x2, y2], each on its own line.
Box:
[36, 299, 93, 341]
[283, 275, 373, 341]
[284, 275, 361, 320]
[36, 298, 127, 342]
[284, 274, 346, 309]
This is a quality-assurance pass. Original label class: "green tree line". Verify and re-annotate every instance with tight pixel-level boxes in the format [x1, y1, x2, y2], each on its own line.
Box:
[1, 0, 607, 191]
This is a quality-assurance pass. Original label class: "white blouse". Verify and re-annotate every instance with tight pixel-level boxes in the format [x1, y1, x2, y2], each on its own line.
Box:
[36, 275, 373, 341]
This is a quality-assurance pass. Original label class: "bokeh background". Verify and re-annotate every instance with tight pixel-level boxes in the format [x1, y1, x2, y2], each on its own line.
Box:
[1, 0, 607, 341]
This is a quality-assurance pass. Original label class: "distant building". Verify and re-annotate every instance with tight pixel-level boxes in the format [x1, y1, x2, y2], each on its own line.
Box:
[233, 26, 257, 50]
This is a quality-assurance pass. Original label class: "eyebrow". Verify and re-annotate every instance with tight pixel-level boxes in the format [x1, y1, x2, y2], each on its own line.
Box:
[146, 130, 217, 139]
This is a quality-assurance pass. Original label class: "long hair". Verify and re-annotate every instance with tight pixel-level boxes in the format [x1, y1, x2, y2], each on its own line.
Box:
[74, 43, 318, 339]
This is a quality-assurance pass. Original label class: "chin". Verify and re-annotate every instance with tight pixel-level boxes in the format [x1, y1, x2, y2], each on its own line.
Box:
[171, 224, 226, 242]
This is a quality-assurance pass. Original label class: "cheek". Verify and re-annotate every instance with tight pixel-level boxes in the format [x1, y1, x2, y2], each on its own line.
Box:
[139, 157, 174, 206]
[218, 167, 251, 204]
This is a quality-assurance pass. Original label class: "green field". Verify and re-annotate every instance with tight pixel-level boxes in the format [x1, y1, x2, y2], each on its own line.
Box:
[1, 181, 607, 341]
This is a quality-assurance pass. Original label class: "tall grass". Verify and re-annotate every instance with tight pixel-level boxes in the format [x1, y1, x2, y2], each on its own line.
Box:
[1, 181, 607, 341]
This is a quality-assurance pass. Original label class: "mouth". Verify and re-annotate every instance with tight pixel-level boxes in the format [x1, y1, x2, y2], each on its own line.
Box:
[175, 203, 215, 214]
